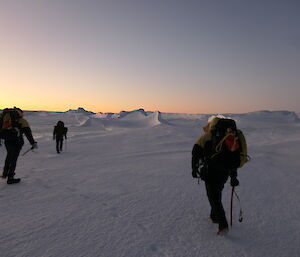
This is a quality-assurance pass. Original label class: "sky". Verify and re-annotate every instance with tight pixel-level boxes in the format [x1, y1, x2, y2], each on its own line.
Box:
[0, 0, 299, 114]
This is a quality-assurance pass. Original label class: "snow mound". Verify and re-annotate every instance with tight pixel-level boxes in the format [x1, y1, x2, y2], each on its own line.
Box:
[231, 110, 300, 125]
[91, 109, 161, 128]
[93, 109, 149, 120]
[159, 112, 209, 126]
[120, 110, 148, 121]
[78, 117, 105, 129]
[103, 111, 161, 128]
[119, 108, 147, 119]
[93, 113, 121, 119]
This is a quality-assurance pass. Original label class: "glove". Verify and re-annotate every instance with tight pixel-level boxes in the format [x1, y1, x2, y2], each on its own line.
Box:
[230, 177, 239, 187]
[200, 165, 208, 181]
[31, 142, 38, 149]
[192, 169, 200, 178]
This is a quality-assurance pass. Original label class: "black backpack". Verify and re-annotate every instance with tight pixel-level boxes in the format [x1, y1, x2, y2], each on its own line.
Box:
[54, 121, 67, 138]
[57, 120, 64, 127]
[206, 118, 241, 169]
[0, 108, 22, 140]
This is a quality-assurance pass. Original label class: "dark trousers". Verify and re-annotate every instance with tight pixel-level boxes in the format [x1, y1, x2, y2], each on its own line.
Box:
[56, 138, 63, 153]
[205, 181, 228, 230]
[3, 141, 23, 178]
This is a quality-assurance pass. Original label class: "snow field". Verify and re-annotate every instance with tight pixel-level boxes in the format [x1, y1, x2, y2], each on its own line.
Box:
[0, 110, 300, 257]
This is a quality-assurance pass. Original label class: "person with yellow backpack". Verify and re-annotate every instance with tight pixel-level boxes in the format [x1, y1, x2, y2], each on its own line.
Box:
[0, 107, 37, 184]
[191, 116, 248, 235]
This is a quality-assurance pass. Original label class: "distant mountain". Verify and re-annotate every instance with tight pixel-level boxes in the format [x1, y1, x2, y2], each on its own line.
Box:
[66, 107, 95, 115]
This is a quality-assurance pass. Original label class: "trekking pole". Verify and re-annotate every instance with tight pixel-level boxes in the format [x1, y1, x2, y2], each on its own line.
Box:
[230, 186, 234, 227]
[22, 146, 34, 156]
[230, 187, 243, 227]
[233, 189, 243, 223]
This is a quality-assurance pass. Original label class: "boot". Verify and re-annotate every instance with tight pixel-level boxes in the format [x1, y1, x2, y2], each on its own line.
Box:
[217, 227, 229, 236]
[217, 223, 229, 236]
[7, 177, 21, 184]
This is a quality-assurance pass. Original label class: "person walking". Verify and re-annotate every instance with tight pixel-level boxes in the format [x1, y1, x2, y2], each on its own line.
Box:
[53, 121, 68, 154]
[191, 117, 247, 235]
[0, 107, 37, 184]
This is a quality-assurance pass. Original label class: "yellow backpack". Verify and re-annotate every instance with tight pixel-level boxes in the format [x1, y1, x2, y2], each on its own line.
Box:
[0, 108, 22, 140]
[202, 118, 250, 169]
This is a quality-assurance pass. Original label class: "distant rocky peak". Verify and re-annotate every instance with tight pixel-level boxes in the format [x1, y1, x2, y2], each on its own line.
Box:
[67, 107, 95, 115]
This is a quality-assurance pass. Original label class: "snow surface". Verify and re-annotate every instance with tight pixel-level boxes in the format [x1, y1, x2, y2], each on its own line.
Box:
[1, 109, 300, 257]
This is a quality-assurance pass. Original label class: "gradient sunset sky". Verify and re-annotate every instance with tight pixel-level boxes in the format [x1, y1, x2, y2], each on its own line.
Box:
[1, 0, 299, 113]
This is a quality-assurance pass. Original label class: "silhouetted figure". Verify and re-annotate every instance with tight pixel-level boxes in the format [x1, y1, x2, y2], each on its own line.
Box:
[53, 121, 68, 154]
[0, 107, 37, 184]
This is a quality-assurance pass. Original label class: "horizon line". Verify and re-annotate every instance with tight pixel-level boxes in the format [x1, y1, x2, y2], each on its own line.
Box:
[1, 107, 298, 115]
